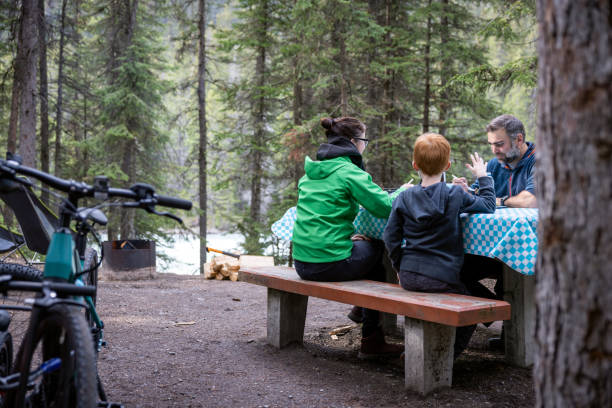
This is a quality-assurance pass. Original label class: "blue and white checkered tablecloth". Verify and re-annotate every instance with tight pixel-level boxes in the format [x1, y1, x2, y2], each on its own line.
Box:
[271, 206, 388, 242]
[460, 208, 538, 276]
[271, 206, 538, 276]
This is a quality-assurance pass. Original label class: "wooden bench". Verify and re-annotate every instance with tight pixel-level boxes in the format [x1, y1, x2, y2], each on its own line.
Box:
[239, 265, 511, 395]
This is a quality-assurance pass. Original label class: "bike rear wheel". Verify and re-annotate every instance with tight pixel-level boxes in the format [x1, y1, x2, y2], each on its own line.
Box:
[82, 248, 99, 307]
[9, 304, 97, 407]
[82, 248, 103, 354]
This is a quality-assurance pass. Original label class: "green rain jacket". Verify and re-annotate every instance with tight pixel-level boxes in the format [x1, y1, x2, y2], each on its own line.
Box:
[292, 156, 396, 263]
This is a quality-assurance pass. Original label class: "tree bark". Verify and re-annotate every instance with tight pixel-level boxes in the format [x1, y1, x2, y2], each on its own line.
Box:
[8, 64, 21, 155]
[334, 19, 348, 117]
[120, 138, 136, 238]
[437, 0, 449, 136]
[118, 0, 138, 240]
[535, 1, 612, 407]
[380, 0, 397, 187]
[54, 0, 68, 176]
[422, 0, 432, 133]
[250, 0, 267, 233]
[17, 0, 38, 167]
[7, 0, 20, 154]
[198, 0, 207, 274]
[38, 0, 49, 203]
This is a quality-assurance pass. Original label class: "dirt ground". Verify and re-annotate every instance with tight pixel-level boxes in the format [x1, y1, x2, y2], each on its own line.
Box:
[96, 273, 534, 408]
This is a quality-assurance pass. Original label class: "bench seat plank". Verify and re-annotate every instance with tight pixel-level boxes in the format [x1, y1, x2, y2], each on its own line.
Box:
[239, 266, 510, 327]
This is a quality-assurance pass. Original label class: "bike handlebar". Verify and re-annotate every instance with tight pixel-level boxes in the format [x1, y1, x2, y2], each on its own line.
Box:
[155, 194, 192, 211]
[0, 158, 192, 211]
[4, 280, 97, 297]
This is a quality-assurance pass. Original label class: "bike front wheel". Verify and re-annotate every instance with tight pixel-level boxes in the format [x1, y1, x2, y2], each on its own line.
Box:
[8, 304, 97, 407]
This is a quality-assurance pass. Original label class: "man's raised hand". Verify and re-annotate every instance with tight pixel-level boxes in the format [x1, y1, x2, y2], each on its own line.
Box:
[466, 152, 487, 179]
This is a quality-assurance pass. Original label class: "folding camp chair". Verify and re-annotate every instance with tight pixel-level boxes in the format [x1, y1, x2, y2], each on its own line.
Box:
[0, 225, 25, 260]
[0, 180, 59, 256]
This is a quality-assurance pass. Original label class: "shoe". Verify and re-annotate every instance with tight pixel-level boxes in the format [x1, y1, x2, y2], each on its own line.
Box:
[488, 337, 505, 352]
[488, 326, 505, 352]
[358, 328, 404, 359]
[347, 306, 364, 323]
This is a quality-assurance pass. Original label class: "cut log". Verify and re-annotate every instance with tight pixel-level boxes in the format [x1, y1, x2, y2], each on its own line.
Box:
[203, 263, 216, 279]
[219, 265, 230, 277]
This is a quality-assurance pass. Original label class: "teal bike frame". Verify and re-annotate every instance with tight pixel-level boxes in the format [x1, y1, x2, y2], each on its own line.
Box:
[45, 227, 105, 352]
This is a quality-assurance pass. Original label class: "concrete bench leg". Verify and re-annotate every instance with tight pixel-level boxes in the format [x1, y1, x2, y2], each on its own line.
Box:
[404, 317, 455, 395]
[503, 265, 535, 367]
[267, 288, 308, 348]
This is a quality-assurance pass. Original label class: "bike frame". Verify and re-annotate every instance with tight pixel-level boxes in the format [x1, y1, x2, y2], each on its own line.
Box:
[0, 155, 191, 407]
[44, 197, 105, 349]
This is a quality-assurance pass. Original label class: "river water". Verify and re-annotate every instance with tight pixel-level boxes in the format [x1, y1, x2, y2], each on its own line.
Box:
[156, 232, 244, 275]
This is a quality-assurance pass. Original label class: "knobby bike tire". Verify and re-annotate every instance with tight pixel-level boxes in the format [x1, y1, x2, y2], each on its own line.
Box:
[0, 331, 13, 407]
[82, 248, 98, 307]
[8, 304, 97, 408]
[82, 248, 102, 357]
[82, 247, 108, 403]
[0, 263, 43, 364]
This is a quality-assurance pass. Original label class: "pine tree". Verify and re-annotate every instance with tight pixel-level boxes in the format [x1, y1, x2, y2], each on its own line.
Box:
[216, 0, 283, 254]
[95, 0, 171, 239]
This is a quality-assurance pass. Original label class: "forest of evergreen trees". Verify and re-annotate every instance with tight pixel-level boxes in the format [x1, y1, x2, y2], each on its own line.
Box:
[0, 0, 536, 260]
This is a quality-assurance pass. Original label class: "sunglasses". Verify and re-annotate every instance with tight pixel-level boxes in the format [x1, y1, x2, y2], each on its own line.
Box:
[353, 137, 369, 147]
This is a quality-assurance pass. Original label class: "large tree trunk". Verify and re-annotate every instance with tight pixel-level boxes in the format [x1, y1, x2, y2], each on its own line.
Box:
[54, 0, 68, 176]
[119, 139, 136, 238]
[248, 0, 268, 251]
[381, 0, 397, 187]
[333, 19, 349, 117]
[17, 0, 38, 167]
[535, 1, 612, 407]
[38, 0, 49, 203]
[7, 65, 20, 155]
[198, 0, 207, 274]
[7, 0, 20, 154]
[422, 0, 432, 133]
[437, 0, 449, 136]
[118, 0, 138, 240]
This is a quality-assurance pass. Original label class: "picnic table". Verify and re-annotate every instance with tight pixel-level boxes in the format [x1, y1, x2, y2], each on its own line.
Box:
[461, 207, 537, 367]
[271, 205, 538, 367]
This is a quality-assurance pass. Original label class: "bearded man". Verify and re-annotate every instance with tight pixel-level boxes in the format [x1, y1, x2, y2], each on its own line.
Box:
[453, 114, 536, 351]
[454, 114, 536, 207]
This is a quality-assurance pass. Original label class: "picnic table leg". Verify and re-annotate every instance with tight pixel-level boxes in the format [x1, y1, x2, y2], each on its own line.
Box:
[503, 265, 535, 367]
[267, 288, 308, 348]
[404, 317, 455, 395]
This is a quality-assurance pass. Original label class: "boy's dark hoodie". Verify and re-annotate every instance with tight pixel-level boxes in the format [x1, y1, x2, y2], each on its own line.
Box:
[383, 177, 495, 286]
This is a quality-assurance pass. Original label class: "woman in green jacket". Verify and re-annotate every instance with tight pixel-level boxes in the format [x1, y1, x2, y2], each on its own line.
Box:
[292, 117, 409, 358]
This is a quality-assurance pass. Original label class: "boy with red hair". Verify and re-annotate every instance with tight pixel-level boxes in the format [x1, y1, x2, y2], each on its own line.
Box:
[383, 133, 495, 357]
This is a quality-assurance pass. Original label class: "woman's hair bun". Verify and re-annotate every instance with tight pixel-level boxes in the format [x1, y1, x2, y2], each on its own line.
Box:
[320, 117, 334, 130]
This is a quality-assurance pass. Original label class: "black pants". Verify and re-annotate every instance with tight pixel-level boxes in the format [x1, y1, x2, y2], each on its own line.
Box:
[460, 254, 504, 300]
[294, 240, 386, 337]
[399, 270, 476, 359]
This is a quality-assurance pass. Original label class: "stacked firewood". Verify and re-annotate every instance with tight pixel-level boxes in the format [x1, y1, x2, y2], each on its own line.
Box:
[203, 255, 240, 281]
[203, 254, 275, 281]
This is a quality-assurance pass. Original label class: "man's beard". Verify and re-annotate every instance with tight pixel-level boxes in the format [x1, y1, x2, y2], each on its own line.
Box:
[498, 142, 521, 165]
